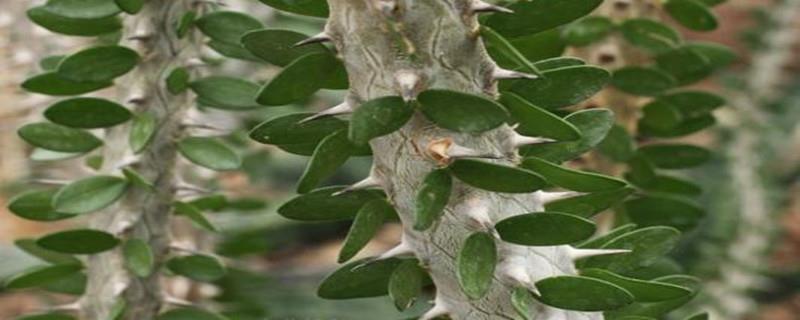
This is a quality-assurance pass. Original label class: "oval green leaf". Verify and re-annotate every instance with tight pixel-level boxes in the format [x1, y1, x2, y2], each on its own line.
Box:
[545, 187, 635, 219]
[123, 239, 154, 277]
[178, 137, 241, 171]
[27, 6, 121, 36]
[582, 226, 681, 274]
[638, 144, 711, 169]
[190, 76, 261, 110]
[4, 264, 83, 290]
[620, 19, 682, 53]
[195, 11, 263, 45]
[486, 0, 604, 37]
[449, 159, 546, 193]
[249, 112, 346, 146]
[37, 229, 120, 255]
[625, 196, 704, 231]
[22, 72, 112, 96]
[349, 96, 412, 145]
[57, 46, 139, 82]
[496, 212, 596, 246]
[535, 276, 634, 311]
[166, 254, 226, 282]
[414, 169, 452, 231]
[241, 29, 328, 66]
[499, 92, 581, 141]
[129, 112, 156, 153]
[8, 189, 75, 222]
[521, 157, 627, 192]
[53, 175, 129, 214]
[278, 186, 384, 221]
[44, 97, 131, 128]
[42, 0, 120, 19]
[664, 0, 718, 31]
[388, 260, 424, 311]
[338, 199, 391, 263]
[511, 65, 609, 109]
[318, 258, 404, 299]
[581, 268, 692, 302]
[458, 232, 497, 300]
[18, 122, 102, 153]
[521, 108, 615, 162]
[612, 67, 676, 96]
[418, 89, 509, 133]
[256, 53, 344, 106]
[297, 130, 355, 193]
[563, 16, 615, 47]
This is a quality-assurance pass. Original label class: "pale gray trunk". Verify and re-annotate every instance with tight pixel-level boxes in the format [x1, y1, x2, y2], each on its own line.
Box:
[83, 1, 201, 319]
[326, 1, 599, 319]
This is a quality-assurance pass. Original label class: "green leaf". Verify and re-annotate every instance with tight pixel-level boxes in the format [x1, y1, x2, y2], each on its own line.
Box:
[190, 76, 261, 110]
[388, 260, 424, 311]
[57, 46, 139, 82]
[655, 47, 712, 85]
[40, 55, 66, 71]
[545, 187, 635, 218]
[297, 130, 355, 193]
[115, 0, 144, 14]
[620, 19, 682, 53]
[256, 53, 344, 106]
[509, 29, 566, 62]
[535, 276, 634, 311]
[22, 72, 112, 96]
[278, 186, 384, 221]
[449, 159, 546, 193]
[318, 258, 404, 299]
[37, 229, 120, 255]
[157, 308, 227, 320]
[581, 226, 681, 274]
[581, 269, 691, 302]
[664, 0, 718, 31]
[458, 232, 496, 300]
[481, 27, 540, 76]
[53, 175, 129, 214]
[658, 91, 725, 119]
[174, 201, 217, 232]
[249, 112, 346, 149]
[4, 264, 83, 289]
[612, 67, 676, 96]
[533, 57, 586, 71]
[129, 112, 156, 153]
[640, 100, 683, 132]
[175, 11, 196, 39]
[417, 90, 508, 133]
[18, 122, 102, 153]
[123, 239, 153, 277]
[27, 6, 121, 36]
[486, 0, 603, 37]
[496, 212, 596, 246]
[14, 239, 81, 265]
[348, 96, 412, 145]
[42, 0, 120, 19]
[257, 0, 328, 18]
[166, 67, 190, 94]
[521, 109, 615, 162]
[178, 137, 241, 171]
[640, 114, 716, 138]
[499, 92, 581, 141]
[30, 149, 81, 161]
[511, 65, 609, 109]
[638, 144, 710, 169]
[196, 11, 263, 45]
[605, 275, 700, 319]
[338, 199, 391, 263]
[578, 224, 639, 249]
[625, 196, 704, 231]
[44, 97, 131, 129]
[629, 173, 702, 196]
[206, 40, 261, 61]
[8, 190, 75, 221]
[562, 16, 615, 46]
[121, 168, 153, 191]
[414, 169, 452, 231]
[511, 287, 537, 320]
[521, 157, 627, 192]
[241, 29, 329, 67]
[16, 313, 77, 320]
[686, 42, 736, 69]
[167, 254, 226, 282]
[598, 125, 636, 162]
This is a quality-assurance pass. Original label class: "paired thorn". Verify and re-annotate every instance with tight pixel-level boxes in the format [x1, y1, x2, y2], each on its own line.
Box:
[510, 132, 555, 148]
[332, 174, 383, 196]
[299, 102, 353, 124]
[470, 0, 514, 14]
[294, 32, 331, 47]
[164, 295, 194, 307]
[464, 196, 493, 230]
[539, 191, 585, 204]
[503, 265, 541, 296]
[420, 294, 450, 320]
[566, 247, 631, 261]
[427, 138, 502, 165]
[377, 237, 414, 260]
[493, 68, 538, 81]
[394, 70, 423, 102]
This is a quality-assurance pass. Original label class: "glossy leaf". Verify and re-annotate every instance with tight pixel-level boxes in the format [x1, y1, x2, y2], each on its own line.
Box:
[625, 196, 704, 231]
[57, 46, 139, 82]
[318, 258, 404, 299]
[22, 72, 112, 96]
[581, 227, 681, 274]
[481, 27, 540, 75]
[521, 157, 627, 192]
[8, 190, 75, 221]
[533, 57, 586, 71]
[257, 0, 329, 18]
[44, 97, 131, 129]
[18, 122, 102, 153]
[417, 89, 509, 133]
[278, 186, 384, 221]
[190, 76, 261, 110]
[27, 6, 121, 36]
[195, 11, 263, 44]
[174, 201, 217, 232]
[256, 53, 344, 106]
[53, 175, 129, 214]
[178, 137, 241, 171]
[640, 100, 683, 131]
[499, 92, 581, 141]
[37, 229, 120, 255]
[562, 16, 615, 46]
[449, 159, 546, 193]
[166, 67, 190, 94]
[581, 269, 691, 302]
[14, 239, 81, 265]
[521, 109, 615, 162]
[659, 91, 725, 119]
[486, 0, 604, 37]
[620, 19, 681, 53]
[241, 29, 329, 66]
[535, 276, 634, 311]
[511, 65, 609, 109]
[496, 212, 596, 246]
[115, 0, 144, 14]
[349, 96, 412, 145]
[42, 0, 120, 19]
[545, 187, 635, 218]
[388, 260, 424, 311]
[129, 112, 156, 153]
[458, 232, 496, 300]
[598, 125, 636, 162]
[167, 254, 226, 282]
[664, 0, 718, 31]
[638, 144, 711, 169]
[249, 112, 347, 155]
[338, 199, 391, 263]
[4, 264, 83, 289]
[686, 42, 736, 69]
[123, 239, 153, 277]
[297, 130, 355, 193]
[578, 224, 639, 249]
[414, 169, 452, 231]
[612, 67, 676, 96]
[655, 47, 712, 85]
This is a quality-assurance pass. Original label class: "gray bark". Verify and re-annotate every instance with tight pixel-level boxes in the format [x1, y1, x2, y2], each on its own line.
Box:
[326, 1, 600, 319]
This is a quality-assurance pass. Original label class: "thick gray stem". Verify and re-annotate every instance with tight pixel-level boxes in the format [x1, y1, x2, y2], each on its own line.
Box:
[83, 1, 200, 319]
[326, 1, 598, 319]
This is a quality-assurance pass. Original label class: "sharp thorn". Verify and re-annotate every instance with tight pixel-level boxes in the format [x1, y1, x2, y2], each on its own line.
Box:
[511, 132, 555, 148]
[332, 174, 383, 196]
[540, 191, 585, 204]
[567, 247, 632, 261]
[493, 68, 538, 81]
[299, 102, 353, 124]
[471, 1, 514, 14]
[293, 32, 331, 47]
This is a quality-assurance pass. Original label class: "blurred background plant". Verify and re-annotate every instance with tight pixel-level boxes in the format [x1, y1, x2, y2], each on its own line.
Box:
[0, 0, 798, 319]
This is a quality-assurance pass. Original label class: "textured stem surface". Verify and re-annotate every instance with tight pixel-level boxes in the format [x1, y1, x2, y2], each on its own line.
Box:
[83, 1, 199, 318]
[327, 1, 597, 319]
